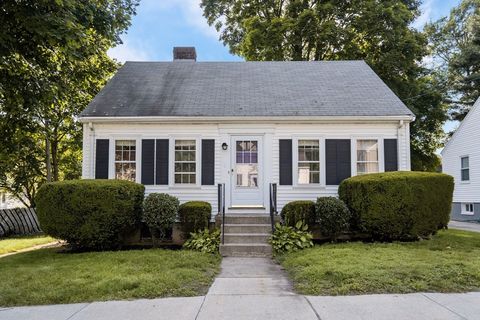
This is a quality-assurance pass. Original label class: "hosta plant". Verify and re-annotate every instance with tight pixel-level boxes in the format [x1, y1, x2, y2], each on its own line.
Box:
[269, 221, 313, 255]
[183, 228, 220, 254]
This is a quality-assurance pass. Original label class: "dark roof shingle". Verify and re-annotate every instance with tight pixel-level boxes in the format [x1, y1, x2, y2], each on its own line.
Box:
[80, 61, 413, 118]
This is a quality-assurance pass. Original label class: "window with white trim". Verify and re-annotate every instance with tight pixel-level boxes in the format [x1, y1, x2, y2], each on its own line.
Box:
[298, 140, 320, 184]
[114, 140, 136, 181]
[0, 192, 6, 205]
[356, 140, 379, 175]
[462, 203, 474, 215]
[461, 156, 470, 181]
[174, 140, 196, 184]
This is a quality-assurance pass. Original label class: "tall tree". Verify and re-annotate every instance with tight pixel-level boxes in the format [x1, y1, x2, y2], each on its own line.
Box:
[201, 0, 447, 171]
[0, 0, 139, 205]
[426, 0, 480, 120]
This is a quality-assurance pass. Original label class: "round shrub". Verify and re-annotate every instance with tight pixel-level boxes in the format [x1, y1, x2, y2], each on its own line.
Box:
[316, 197, 351, 240]
[339, 171, 454, 241]
[143, 193, 179, 241]
[178, 201, 212, 236]
[35, 179, 145, 250]
[281, 200, 316, 227]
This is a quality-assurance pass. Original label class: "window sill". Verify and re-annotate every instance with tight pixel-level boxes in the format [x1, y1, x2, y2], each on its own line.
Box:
[460, 212, 475, 216]
[460, 181, 471, 184]
[169, 185, 202, 190]
[292, 184, 326, 190]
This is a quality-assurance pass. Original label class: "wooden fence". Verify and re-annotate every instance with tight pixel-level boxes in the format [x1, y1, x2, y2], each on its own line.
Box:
[0, 208, 42, 237]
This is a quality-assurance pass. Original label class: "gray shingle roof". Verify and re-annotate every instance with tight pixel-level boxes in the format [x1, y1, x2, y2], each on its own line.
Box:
[80, 61, 413, 118]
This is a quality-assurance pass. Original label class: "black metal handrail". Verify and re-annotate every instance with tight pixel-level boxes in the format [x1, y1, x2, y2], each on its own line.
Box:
[269, 183, 277, 232]
[218, 183, 226, 244]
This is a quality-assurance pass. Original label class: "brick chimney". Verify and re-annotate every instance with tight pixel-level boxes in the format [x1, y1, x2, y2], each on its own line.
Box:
[173, 47, 197, 61]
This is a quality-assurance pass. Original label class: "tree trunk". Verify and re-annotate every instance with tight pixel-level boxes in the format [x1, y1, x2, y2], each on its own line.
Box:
[51, 134, 59, 181]
[45, 135, 52, 182]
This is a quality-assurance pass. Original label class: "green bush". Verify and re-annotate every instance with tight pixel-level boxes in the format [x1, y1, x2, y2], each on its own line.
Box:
[316, 197, 351, 240]
[35, 179, 145, 250]
[183, 229, 220, 253]
[269, 221, 313, 255]
[178, 201, 212, 236]
[143, 193, 179, 242]
[281, 200, 316, 227]
[339, 171, 454, 241]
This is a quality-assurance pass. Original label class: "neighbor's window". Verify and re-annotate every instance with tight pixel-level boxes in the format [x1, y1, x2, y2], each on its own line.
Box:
[357, 140, 379, 175]
[461, 156, 470, 181]
[115, 140, 136, 181]
[298, 140, 320, 184]
[175, 140, 196, 184]
[462, 203, 474, 215]
[0, 192, 5, 204]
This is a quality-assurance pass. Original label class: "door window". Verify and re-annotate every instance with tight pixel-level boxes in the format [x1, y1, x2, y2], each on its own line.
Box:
[235, 140, 258, 187]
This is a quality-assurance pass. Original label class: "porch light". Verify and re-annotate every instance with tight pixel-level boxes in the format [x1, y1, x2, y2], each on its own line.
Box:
[222, 143, 228, 150]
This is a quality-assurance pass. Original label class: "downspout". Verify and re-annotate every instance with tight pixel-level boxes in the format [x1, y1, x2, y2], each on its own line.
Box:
[89, 122, 95, 179]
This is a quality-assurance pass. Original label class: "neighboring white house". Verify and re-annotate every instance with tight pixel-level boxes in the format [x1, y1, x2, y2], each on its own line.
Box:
[0, 190, 25, 209]
[79, 47, 414, 218]
[442, 98, 480, 221]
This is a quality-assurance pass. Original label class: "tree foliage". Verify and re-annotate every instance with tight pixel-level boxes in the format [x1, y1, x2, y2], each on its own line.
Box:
[201, 0, 447, 170]
[0, 0, 138, 205]
[426, 0, 480, 120]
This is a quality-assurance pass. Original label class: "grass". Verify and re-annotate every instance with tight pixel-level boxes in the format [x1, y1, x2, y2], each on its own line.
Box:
[0, 248, 221, 306]
[278, 229, 480, 295]
[0, 235, 56, 255]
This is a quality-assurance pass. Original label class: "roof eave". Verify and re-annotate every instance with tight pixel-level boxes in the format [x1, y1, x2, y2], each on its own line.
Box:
[79, 115, 415, 124]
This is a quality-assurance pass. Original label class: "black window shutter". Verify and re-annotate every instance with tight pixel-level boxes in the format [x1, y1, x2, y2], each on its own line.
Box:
[95, 139, 109, 179]
[279, 139, 293, 185]
[141, 139, 155, 185]
[201, 139, 215, 185]
[326, 139, 351, 185]
[384, 139, 398, 171]
[156, 139, 169, 185]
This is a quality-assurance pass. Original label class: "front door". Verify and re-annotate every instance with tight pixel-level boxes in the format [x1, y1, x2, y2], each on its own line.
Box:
[230, 136, 264, 207]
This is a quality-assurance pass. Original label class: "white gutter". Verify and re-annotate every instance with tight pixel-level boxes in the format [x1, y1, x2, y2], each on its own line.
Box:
[79, 115, 415, 124]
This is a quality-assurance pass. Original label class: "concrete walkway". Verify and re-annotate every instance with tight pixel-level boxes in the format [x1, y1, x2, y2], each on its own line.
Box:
[449, 220, 480, 233]
[1, 257, 479, 320]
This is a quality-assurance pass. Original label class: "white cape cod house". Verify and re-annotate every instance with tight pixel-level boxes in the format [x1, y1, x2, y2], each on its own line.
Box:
[442, 97, 480, 221]
[80, 47, 414, 218]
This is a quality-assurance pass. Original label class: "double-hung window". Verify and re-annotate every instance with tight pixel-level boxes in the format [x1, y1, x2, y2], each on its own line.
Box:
[461, 156, 470, 181]
[298, 140, 320, 184]
[357, 140, 379, 174]
[115, 140, 136, 181]
[174, 140, 196, 184]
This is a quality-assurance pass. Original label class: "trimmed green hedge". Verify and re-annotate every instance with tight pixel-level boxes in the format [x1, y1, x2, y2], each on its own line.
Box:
[36, 179, 145, 250]
[178, 201, 212, 237]
[339, 171, 454, 240]
[281, 200, 316, 227]
[316, 197, 351, 240]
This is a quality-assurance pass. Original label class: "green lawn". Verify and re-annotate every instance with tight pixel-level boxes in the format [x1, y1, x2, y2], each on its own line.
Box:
[0, 235, 56, 255]
[278, 229, 480, 295]
[0, 248, 221, 306]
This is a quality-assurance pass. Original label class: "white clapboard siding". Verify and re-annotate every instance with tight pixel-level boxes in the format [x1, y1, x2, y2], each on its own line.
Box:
[83, 120, 411, 215]
[442, 98, 480, 203]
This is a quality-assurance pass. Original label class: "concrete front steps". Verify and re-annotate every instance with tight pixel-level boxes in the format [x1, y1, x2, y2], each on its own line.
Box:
[219, 215, 275, 257]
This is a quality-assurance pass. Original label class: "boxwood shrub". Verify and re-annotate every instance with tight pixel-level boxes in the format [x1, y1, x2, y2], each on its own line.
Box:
[36, 179, 145, 250]
[178, 201, 212, 236]
[316, 197, 352, 240]
[143, 193, 179, 242]
[280, 200, 316, 227]
[338, 171, 454, 240]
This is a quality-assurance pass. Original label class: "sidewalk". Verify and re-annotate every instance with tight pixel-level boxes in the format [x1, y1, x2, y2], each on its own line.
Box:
[1, 257, 479, 320]
[449, 220, 480, 233]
